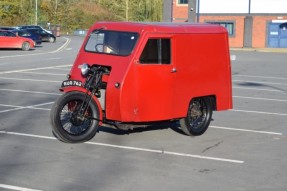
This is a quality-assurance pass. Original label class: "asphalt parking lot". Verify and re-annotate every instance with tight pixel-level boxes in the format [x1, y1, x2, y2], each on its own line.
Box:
[0, 37, 287, 191]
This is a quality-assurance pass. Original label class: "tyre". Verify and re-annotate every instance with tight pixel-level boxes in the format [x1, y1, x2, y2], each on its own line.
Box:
[179, 97, 213, 136]
[22, 42, 30, 51]
[50, 91, 100, 143]
[49, 37, 55, 43]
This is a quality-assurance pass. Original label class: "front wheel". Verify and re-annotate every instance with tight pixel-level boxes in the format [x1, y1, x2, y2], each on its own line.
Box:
[50, 91, 100, 143]
[49, 37, 55, 43]
[179, 97, 213, 136]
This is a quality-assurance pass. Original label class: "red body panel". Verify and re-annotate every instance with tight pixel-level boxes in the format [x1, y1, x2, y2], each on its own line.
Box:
[68, 22, 232, 122]
[0, 30, 35, 49]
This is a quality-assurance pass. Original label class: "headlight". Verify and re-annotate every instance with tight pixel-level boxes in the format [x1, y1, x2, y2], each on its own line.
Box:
[78, 63, 90, 77]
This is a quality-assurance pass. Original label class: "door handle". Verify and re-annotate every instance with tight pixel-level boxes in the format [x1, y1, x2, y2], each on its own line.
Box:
[171, 67, 177, 73]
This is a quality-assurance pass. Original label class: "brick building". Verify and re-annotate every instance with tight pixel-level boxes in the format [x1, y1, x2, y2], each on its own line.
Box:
[163, 0, 287, 48]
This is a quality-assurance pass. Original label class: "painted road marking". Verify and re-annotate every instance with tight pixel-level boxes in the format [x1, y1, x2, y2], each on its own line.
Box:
[20, 71, 65, 76]
[0, 102, 53, 113]
[231, 109, 287, 116]
[0, 65, 71, 75]
[0, 184, 43, 191]
[47, 57, 62, 60]
[210, 126, 283, 135]
[0, 77, 61, 83]
[233, 74, 287, 80]
[51, 68, 71, 71]
[0, 89, 61, 96]
[0, 131, 244, 164]
[233, 96, 287, 102]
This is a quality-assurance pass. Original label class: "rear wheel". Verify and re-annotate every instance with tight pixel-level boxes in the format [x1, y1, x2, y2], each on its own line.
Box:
[22, 42, 30, 51]
[49, 37, 55, 43]
[50, 91, 100, 143]
[179, 97, 213, 136]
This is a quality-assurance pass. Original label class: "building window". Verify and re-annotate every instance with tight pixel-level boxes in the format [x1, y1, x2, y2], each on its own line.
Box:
[140, 39, 171, 64]
[178, 0, 188, 4]
[207, 22, 235, 36]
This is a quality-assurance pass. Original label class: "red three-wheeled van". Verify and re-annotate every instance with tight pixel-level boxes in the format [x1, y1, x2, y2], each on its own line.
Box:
[50, 22, 232, 143]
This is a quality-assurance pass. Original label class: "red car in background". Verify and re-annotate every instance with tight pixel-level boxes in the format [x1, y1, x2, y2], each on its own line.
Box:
[0, 30, 35, 51]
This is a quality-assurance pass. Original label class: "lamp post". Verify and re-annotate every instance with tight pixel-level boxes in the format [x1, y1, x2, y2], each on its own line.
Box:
[35, 0, 38, 25]
[196, 0, 200, 22]
[248, 0, 251, 14]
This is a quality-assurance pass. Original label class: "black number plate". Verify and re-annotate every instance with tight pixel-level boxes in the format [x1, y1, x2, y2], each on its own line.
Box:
[61, 80, 83, 88]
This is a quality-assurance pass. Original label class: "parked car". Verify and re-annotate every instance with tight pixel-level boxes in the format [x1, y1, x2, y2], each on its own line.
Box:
[0, 30, 35, 51]
[0, 26, 16, 31]
[26, 28, 56, 43]
[11, 29, 42, 45]
[17, 25, 52, 34]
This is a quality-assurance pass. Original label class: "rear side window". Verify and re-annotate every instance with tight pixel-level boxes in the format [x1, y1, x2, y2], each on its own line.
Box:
[139, 38, 171, 64]
[4, 32, 16, 37]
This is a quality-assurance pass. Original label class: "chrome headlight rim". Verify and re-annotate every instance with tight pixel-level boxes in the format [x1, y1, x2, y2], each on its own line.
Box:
[78, 63, 90, 77]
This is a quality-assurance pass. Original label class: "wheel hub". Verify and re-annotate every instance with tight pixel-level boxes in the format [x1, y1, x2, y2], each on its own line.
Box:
[190, 102, 203, 118]
[70, 112, 85, 126]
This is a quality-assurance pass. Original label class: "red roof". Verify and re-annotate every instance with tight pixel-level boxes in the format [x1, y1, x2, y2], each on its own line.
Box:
[91, 21, 227, 34]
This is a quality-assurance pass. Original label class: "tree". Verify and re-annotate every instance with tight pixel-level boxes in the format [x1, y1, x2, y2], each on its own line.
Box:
[0, 0, 163, 30]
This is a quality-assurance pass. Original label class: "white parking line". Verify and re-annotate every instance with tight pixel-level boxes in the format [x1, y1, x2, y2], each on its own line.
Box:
[51, 68, 71, 71]
[0, 77, 61, 83]
[47, 57, 61, 60]
[233, 74, 287, 80]
[210, 126, 283, 135]
[0, 131, 244, 164]
[0, 89, 61, 95]
[231, 109, 287, 116]
[0, 184, 43, 191]
[0, 102, 53, 113]
[0, 65, 71, 75]
[233, 96, 287, 102]
[20, 72, 65, 76]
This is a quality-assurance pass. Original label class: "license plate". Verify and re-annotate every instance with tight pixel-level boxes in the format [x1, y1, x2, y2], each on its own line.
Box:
[61, 80, 83, 88]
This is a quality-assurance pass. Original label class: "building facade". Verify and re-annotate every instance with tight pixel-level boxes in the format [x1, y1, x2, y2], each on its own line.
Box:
[163, 0, 287, 48]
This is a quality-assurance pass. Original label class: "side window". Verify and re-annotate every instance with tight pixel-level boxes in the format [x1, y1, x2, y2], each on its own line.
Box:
[4, 32, 16, 37]
[139, 38, 171, 64]
[178, 0, 188, 4]
[207, 21, 235, 36]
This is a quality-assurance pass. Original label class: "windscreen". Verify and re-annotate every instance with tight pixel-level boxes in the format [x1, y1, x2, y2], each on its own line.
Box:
[85, 30, 139, 56]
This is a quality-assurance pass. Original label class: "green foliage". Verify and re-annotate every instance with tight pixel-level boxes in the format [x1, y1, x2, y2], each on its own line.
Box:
[0, 0, 163, 30]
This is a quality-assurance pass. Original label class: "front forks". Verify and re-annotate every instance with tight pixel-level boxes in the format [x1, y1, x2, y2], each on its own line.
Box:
[74, 67, 105, 122]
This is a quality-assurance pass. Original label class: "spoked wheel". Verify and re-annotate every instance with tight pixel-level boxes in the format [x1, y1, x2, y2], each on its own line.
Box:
[179, 97, 213, 136]
[50, 91, 100, 143]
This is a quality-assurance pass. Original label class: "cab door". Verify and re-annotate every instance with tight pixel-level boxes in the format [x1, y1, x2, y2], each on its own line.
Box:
[133, 34, 176, 121]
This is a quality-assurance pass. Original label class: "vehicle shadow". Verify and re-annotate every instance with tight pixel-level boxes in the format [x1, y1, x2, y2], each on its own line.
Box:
[98, 121, 185, 136]
[235, 81, 287, 93]
[0, 48, 37, 51]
